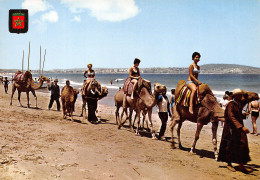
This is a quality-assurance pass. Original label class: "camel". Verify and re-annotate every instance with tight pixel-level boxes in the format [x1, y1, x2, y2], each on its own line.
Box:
[61, 86, 79, 121]
[119, 79, 166, 139]
[169, 80, 259, 160]
[114, 88, 148, 129]
[81, 82, 108, 123]
[10, 74, 49, 108]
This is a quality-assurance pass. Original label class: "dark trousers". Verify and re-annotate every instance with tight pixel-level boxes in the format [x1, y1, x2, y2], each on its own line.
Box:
[4, 85, 8, 93]
[87, 98, 98, 122]
[49, 95, 60, 111]
[158, 112, 168, 137]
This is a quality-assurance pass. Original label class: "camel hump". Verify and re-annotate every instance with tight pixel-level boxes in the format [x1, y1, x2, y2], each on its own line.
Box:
[61, 86, 75, 101]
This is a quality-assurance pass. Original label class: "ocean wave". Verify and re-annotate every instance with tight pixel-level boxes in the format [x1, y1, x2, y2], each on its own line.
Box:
[68, 80, 84, 86]
[106, 85, 122, 89]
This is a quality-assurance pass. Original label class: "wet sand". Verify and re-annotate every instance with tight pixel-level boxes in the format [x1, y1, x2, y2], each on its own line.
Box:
[0, 84, 260, 179]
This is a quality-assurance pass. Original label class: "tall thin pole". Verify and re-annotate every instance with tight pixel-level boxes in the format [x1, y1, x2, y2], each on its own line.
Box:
[39, 45, 41, 75]
[28, 41, 30, 71]
[42, 49, 46, 73]
[22, 50, 24, 72]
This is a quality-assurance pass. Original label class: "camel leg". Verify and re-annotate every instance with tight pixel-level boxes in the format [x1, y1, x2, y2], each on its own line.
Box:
[18, 91, 23, 107]
[212, 121, 218, 160]
[10, 84, 16, 106]
[169, 119, 178, 149]
[26, 91, 30, 108]
[141, 111, 146, 130]
[119, 95, 129, 128]
[70, 103, 74, 122]
[120, 107, 128, 125]
[81, 99, 89, 124]
[190, 123, 204, 153]
[135, 109, 141, 136]
[81, 98, 86, 117]
[128, 108, 135, 133]
[147, 109, 156, 139]
[132, 112, 137, 129]
[117, 108, 124, 129]
[115, 106, 119, 125]
[62, 101, 66, 119]
[144, 111, 149, 130]
[177, 121, 183, 149]
[122, 95, 129, 123]
[31, 90, 37, 108]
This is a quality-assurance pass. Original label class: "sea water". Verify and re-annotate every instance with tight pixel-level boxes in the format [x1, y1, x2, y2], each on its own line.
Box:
[40, 73, 260, 102]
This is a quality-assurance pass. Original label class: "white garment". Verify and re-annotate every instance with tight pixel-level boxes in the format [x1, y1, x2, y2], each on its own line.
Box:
[158, 97, 168, 112]
[220, 99, 230, 110]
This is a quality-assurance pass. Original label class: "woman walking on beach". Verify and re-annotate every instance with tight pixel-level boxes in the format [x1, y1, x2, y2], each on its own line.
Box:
[187, 52, 202, 114]
[128, 58, 141, 99]
[248, 100, 259, 136]
[218, 89, 252, 173]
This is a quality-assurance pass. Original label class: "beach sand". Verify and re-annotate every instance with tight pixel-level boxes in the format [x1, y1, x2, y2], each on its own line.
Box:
[0, 84, 260, 179]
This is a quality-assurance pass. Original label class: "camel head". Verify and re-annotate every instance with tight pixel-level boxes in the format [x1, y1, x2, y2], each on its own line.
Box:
[73, 89, 79, 95]
[101, 86, 108, 97]
[201, 94, 225, 122]
[244, 91, 259, 102]
[240, 90, 259, 106]
[153, 83, 166, 94]
[198, 83, 214, 98]
[39, 75, 50, 82]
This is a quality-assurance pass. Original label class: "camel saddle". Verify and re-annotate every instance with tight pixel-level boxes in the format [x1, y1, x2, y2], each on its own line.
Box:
[81, 79, 101, 95]
[123, 77, 134, 96]
[123, 77, 151, 96]
[13, 71, 31, 84]
[175, 80, 201, 107]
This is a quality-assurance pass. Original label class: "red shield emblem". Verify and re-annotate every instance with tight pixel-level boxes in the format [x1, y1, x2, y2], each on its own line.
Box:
[12, 14, 25, 29]
[9, 9, 28, 34]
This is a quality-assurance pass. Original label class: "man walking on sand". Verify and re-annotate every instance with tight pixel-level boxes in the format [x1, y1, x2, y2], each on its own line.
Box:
[218, 89, 252, 173]
[48, 78, 60, 111]
[2, 77, 10, 94]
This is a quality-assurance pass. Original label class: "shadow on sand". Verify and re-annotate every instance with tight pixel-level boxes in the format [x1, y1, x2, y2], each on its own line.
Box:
[219, 164, 259, 175]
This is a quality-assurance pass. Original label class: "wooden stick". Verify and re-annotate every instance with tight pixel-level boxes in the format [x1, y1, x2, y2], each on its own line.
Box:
[39, 45, 41, 76]
[42, 49, 46, 73]
[28, 41, 30, 71]
[22, 50, 24, 72]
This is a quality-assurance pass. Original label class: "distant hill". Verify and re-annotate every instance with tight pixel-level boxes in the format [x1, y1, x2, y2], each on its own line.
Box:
[200, 64, 260, 74]
[1, 64, 260, 74]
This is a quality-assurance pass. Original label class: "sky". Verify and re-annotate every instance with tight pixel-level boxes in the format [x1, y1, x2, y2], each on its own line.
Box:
[0, 0, 260, 70]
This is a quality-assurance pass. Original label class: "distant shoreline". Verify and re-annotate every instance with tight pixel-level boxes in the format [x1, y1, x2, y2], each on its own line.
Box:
[1, 64, 260, 74]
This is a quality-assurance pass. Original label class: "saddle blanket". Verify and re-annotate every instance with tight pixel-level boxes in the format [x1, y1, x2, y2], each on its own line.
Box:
[123, 77, 133, 96]
[14, 71, 26, 82]
[176, 86, 198, 107]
